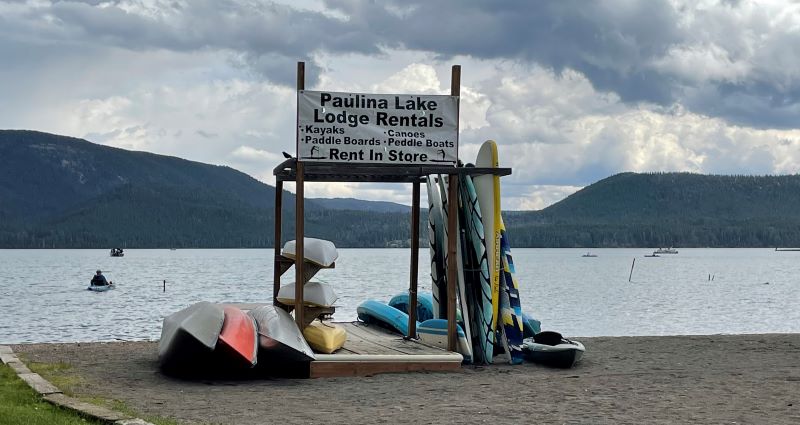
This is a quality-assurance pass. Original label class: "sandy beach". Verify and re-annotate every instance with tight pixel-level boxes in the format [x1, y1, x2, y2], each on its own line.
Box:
[12, 334, 800, 424]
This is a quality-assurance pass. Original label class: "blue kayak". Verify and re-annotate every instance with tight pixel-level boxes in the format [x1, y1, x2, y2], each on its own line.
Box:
[357, 300, 418, 337]
[388, 292, 435, 322]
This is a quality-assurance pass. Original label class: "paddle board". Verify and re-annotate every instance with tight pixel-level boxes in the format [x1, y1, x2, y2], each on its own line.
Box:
[438, 175, 473, 363]
[426, 177, 447, 319]
[473, 141, 502, 332]
[499, 223, 525, 364]
[458, 172, 494, 364]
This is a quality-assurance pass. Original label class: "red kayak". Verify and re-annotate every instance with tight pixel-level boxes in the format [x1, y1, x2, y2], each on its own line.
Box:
[217, 306, 258, 367]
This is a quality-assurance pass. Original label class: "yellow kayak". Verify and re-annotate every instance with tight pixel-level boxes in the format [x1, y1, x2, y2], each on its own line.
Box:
[303, 321, 346, 354]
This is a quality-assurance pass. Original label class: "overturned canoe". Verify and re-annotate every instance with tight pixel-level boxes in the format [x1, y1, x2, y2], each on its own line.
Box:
[276, 281, 338, 308]
[158, 301, 225, 371]
[217, 306, 258, 368]
[248, 305, 315, 362]
[282, 238, 338, 267]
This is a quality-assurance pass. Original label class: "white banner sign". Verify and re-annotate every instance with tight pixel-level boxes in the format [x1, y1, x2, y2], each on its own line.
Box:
[297, 90, 458, 165]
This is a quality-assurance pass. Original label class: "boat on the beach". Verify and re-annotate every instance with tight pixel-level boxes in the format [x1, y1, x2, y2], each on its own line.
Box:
[522, 331, 585, 368]
[654, 247, 678, 254]
[282, 238, 338, 267]
[276, 281, 338, 308]
[217, 306, 258, 368]
[158, 301, 225, 371]
[388, 292, 435, 322]
[357, 300, 416, 336]
[417, 319, 472, 363]
[109, 248, 124, 257]
[248, 305, 315, 362]
[303, 320, 346, 354]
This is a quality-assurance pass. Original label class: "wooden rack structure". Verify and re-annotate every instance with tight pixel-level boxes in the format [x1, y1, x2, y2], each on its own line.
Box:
[271, 63, 510, 376]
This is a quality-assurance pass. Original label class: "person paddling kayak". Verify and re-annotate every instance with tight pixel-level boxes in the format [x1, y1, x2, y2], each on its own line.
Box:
[90, 270, 110, 286]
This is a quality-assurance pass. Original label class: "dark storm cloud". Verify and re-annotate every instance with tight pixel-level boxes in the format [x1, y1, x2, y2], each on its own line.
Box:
[3, 0, 799, 128]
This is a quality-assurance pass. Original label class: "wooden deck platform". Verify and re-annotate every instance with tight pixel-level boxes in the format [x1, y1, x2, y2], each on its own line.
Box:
[224, 304, 463, 378]
[309, 322, 463, 378]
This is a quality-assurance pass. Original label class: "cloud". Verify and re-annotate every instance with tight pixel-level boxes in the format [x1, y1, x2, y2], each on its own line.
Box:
[2, 0, 800, 211]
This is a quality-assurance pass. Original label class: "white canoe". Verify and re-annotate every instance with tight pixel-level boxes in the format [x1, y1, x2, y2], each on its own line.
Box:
[277, 281, 338, 308]
[248, 305, 315, 362]
[282, 238, 338, 267]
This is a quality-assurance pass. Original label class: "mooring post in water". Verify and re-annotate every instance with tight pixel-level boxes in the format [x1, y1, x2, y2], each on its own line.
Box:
[628, 258, 636, 282]
[163, 279, 166, 292]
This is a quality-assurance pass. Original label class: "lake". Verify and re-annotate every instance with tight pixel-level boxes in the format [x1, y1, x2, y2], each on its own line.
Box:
[0, 248, 797, 344]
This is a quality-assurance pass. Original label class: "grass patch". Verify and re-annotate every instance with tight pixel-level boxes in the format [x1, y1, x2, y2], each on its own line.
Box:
[0, 363, 102, 424]
[22, 359, 179, 425]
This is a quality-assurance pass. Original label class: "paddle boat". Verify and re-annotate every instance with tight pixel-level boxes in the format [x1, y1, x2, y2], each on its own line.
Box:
[522, 331, 585, 369]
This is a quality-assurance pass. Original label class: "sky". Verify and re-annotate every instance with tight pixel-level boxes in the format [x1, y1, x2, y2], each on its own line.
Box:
[1, 0, 800, 210]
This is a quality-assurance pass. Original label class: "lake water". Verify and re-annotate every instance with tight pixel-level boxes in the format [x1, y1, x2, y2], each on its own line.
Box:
[0, 248, 798, 344]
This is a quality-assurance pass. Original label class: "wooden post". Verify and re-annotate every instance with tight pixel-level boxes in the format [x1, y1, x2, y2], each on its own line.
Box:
[295, 62, 305, 329]
[446, 65, 461, 352]
[407, 179, 421, 338]
[628, 258, 636, 282]
[273, 180, 283, 306]
[446, 175, 459, 351]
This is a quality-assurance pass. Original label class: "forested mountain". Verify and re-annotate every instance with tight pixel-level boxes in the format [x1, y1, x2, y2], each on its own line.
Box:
[2, 130, 800, 248]
[503, 172, 800, 247]
[0, 130, 410, 248]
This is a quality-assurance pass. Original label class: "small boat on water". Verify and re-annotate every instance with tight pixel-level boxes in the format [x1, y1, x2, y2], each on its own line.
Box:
[248, 305, 315, 362]
[654, 247, 678, 254]
[644, 253, 660, 257]
[522, 331, 585, 368]
[87, 283, 114, 292]
[217, 306, 258, 368]
[303, 320, 347, 354]
[158, 301, 225, 372]
[276, 281, 338, 308]
[581, 252, 597, 257]
[109, 248, 124, 257]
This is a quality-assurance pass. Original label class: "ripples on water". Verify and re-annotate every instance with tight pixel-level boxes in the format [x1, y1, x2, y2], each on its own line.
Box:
[0, 248, 797, 343]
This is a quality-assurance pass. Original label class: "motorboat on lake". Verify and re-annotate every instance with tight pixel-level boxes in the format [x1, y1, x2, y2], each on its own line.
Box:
[654, 247, 678, 254]
[581, 252, 597, 257]
[110, 248, 124, 257]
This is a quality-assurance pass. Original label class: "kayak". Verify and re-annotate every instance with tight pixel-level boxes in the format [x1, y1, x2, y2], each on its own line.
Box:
[87, 284, 114, 292]
[522, 331, 585, 368]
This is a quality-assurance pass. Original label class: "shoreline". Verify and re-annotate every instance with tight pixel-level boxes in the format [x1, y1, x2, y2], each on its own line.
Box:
[10, 333, 800, 424]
